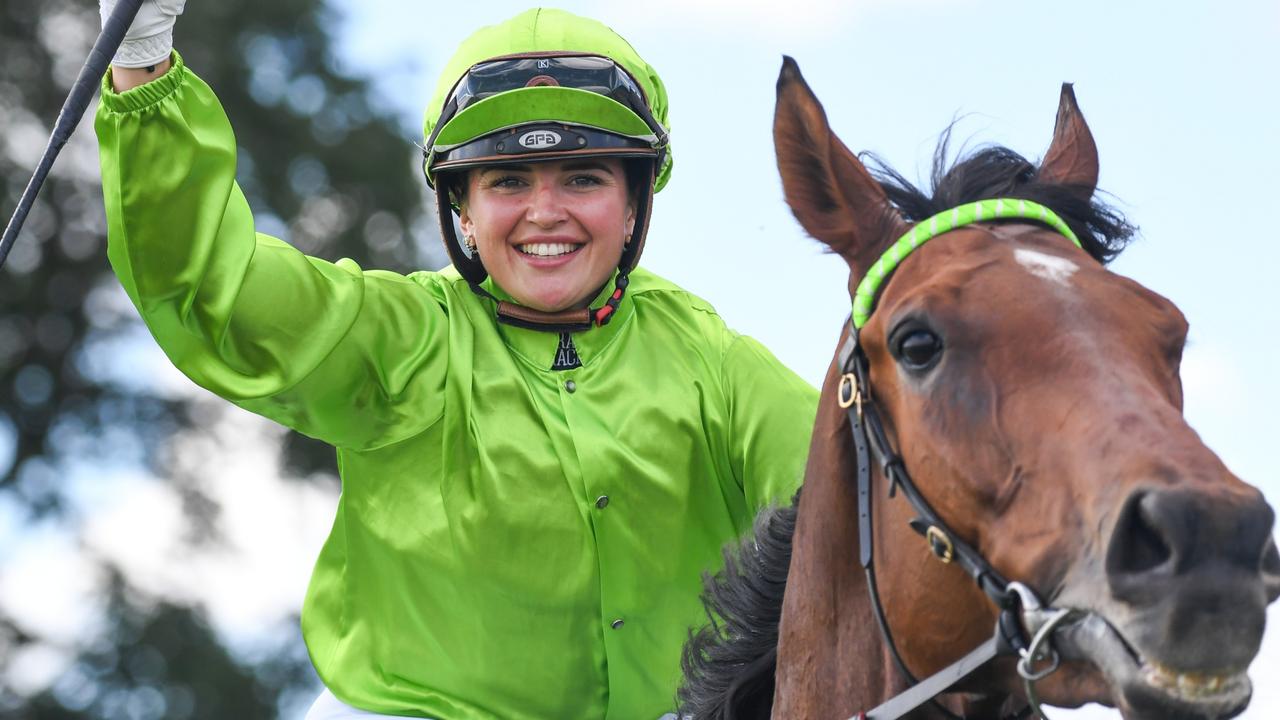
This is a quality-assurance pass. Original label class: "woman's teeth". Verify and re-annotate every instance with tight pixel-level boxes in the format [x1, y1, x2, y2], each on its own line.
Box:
[518, 242, 579, 257]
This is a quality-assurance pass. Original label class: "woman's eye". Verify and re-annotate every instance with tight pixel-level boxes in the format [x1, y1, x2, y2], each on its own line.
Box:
[480, 173, 527, 190]
[569, 174, 604, 187]
[894, 328, 944, 371]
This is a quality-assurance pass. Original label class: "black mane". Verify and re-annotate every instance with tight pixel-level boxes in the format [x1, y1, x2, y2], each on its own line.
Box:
[676, 137, 1136, 720]
[867, 130, 1136, 264]
[677, 499, 797, 720]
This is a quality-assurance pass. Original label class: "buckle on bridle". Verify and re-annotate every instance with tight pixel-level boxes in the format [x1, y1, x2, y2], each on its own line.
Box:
[838, 373, 862, 415]
[925, 526, 955, 564]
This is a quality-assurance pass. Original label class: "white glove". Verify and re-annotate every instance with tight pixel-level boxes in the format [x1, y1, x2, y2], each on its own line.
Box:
[99, 0, 187, 68]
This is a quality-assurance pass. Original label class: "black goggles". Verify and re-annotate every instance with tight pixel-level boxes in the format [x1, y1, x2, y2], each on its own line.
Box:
[428, 54, 668, 152]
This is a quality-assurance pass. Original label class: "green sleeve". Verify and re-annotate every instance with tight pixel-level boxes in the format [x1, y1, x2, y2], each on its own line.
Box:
[721, 334, 818, 510]
[95, 53, 447, 450]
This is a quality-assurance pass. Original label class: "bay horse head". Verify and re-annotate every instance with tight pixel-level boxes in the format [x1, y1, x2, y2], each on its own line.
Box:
[679, 59, 1280, 720]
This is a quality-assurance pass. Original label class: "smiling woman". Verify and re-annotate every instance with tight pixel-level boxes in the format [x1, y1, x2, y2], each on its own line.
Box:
[93, 4, 818, 720]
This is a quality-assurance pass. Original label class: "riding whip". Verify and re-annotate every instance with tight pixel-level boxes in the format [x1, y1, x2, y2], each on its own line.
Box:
[0, 0, 145, 271]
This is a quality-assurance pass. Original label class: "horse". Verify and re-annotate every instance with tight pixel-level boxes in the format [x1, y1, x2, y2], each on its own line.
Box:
[677, 58, 1280, 720]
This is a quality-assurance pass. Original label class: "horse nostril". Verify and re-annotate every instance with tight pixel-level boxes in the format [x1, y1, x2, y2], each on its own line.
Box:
[1263, 536, 1280, 603]
[1107, 488, 1276, 605]
[1106, 492, 1174, 600]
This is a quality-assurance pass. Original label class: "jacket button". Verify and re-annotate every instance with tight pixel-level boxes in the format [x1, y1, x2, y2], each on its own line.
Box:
[611, 619, 625, 629]
[595, 495, 609, 509]
[564, 380, 577, 393]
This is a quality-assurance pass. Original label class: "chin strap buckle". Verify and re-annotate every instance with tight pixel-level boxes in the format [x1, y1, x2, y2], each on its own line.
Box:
[592, 272, 629, 326]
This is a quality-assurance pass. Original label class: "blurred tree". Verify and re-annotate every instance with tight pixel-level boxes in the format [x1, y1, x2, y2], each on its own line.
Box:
[0, 0, 439, 716]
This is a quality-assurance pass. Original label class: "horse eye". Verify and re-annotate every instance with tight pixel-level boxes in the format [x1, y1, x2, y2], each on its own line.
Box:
[895, 329, 943, 370]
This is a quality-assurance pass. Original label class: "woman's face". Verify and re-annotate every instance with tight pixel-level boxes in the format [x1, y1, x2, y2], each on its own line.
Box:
[458, 158, 636, 313]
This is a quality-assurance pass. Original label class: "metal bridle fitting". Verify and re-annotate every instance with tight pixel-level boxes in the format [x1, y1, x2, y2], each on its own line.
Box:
[1009, 582, 1081, 720]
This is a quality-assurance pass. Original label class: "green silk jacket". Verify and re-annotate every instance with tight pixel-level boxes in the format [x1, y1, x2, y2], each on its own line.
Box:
[95, 53, 818, 719]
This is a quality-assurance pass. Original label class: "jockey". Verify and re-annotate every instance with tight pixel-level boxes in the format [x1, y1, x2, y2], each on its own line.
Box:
[95, 4, 817, 719]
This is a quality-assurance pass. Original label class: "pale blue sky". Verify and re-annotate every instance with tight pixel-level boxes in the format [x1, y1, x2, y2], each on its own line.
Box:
[333, 1, 1278, 497]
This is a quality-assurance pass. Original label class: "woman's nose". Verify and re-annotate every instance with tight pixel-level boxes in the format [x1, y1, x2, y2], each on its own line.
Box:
[525, 182, 569, 227]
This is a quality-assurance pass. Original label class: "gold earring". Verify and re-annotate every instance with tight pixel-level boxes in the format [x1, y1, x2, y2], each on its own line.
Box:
[464, 235, 477, 251]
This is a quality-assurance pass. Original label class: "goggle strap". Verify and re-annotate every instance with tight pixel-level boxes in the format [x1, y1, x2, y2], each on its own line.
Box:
[623, 92, 668, 148]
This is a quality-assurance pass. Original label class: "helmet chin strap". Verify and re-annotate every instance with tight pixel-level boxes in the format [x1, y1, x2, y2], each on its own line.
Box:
[434, 162, 655, 333]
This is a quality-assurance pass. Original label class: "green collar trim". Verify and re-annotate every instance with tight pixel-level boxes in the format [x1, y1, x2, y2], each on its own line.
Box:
[852, 198, 1083, 328]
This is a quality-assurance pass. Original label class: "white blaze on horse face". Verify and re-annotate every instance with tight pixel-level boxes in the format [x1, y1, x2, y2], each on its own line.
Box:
[1014, 248, 1079, 287]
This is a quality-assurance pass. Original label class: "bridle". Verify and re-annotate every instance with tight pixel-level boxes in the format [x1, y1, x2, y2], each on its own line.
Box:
[838, 198, 1087, 720]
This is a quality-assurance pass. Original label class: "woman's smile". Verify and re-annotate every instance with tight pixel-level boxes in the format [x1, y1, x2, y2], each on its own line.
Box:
[514, 239, 586, 265]
[518, 241, 582, 256]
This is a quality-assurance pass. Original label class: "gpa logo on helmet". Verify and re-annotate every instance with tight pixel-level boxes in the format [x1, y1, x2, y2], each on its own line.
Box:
[519, 130, 562, 150]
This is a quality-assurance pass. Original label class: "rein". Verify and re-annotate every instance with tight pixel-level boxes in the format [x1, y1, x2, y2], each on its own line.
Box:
[839, 198, 1083, 720]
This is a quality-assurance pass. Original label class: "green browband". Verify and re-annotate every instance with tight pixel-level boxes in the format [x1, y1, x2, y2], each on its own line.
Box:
[852, 198, 1083, 328]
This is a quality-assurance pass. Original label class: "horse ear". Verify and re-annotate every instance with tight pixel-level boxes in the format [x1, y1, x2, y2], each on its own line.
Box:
[774, 57, 908, 274]
[1039, 83, 1099, 202]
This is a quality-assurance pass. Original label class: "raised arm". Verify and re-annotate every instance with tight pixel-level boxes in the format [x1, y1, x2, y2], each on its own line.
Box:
[96, 51, 450, 450]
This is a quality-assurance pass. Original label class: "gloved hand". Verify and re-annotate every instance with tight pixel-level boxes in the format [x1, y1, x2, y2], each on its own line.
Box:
[99, 0, 187, 68]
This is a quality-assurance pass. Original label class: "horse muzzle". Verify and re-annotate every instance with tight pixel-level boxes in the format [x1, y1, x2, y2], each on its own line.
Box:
[1048, 484, 1280, 720]
[1053, 612, 1252, 720]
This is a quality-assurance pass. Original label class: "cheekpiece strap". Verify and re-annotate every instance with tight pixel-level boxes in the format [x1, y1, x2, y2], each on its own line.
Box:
[835, 197, 1072, 717]
[852, 198, 1083, 328]
[840, 323, 1029, 720]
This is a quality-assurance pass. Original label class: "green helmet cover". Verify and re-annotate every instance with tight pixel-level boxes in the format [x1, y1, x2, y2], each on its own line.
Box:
[423, 8, 673, 192]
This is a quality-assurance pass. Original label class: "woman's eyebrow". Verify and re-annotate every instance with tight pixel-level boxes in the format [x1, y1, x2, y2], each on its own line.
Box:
[480, 164, 533, 174]
[561, 161, 615, 174]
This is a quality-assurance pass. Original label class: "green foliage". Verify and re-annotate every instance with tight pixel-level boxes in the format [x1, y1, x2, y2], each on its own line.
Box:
[0, 0, 436, 715]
